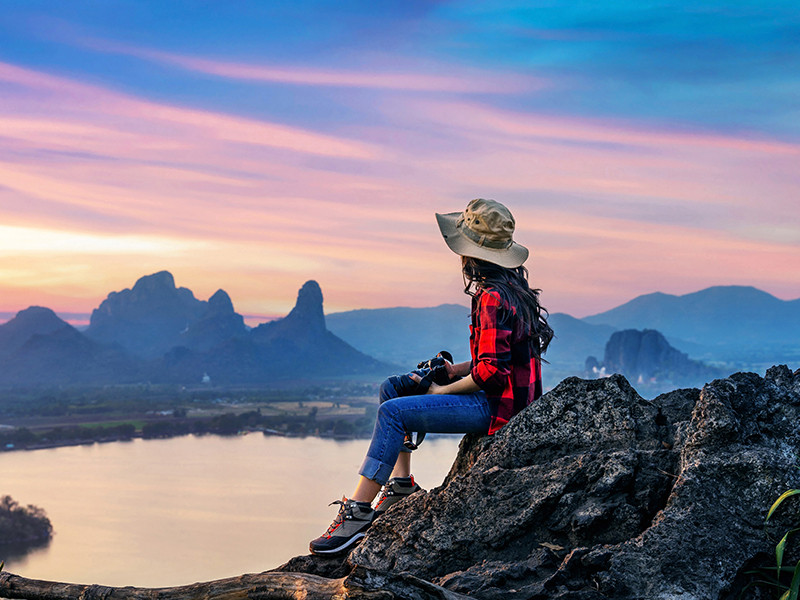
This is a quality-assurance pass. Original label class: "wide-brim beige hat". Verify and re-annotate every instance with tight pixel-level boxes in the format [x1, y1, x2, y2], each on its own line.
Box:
[436, 198, 529, 269]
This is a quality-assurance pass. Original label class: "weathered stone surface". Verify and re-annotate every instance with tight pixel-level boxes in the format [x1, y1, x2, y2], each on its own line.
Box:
[346, 367, 800, 599]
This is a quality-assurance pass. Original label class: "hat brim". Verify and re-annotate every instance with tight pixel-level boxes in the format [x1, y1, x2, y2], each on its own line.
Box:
[436, 211, 529, 269]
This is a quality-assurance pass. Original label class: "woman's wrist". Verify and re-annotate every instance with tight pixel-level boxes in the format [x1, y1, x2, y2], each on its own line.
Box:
[436, 374, 480, 395]
[449, 360, 471, 379]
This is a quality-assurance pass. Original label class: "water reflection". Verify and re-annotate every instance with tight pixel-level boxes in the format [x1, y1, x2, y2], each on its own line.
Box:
[0, 538, 51, 565]
[0, 433, 462, 587]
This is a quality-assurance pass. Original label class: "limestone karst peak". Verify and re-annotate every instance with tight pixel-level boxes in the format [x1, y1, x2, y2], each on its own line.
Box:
[284, 280, 325, 333]
[207, 289, 234, 314]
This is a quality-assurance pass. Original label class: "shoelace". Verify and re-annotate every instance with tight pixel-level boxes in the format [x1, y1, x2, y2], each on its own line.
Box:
[325, 499, 348, 536]
[374, 485, 394, 509]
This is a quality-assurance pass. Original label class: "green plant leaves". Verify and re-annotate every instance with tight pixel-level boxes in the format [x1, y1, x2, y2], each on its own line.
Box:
[767, 489, 800, 523]
[750, 487, 800, 599]
[777, 530, 800, 573]
[788, 560, 800, 600]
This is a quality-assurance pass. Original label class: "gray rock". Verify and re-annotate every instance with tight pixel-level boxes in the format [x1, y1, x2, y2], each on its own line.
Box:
[337, 366, 800, 599]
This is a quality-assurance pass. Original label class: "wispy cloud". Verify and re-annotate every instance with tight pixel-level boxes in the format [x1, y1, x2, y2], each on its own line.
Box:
[0, 62, 378, 159]
[81, 38, 547, 95]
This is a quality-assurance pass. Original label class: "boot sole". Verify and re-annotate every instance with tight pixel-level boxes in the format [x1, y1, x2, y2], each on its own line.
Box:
[309, 532, 366, 555]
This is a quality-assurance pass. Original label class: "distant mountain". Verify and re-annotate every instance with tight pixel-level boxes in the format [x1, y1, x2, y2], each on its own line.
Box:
[545, 313, 616, 371]
[326, 304, 471, 369]
[587, 329, 723, 395]
[86, 271, 210, 359]
[326, 307, 616, 382]
[0, 275, 392, 387]
[3, 279, 795, 389]
[0, 308, 141, 385]
[0, 307, 68, 359]
[252, 280, 327, 345]
[177, 289, 248, 353]
[583, 286, 800, 363]
[155, 280, 390, 383]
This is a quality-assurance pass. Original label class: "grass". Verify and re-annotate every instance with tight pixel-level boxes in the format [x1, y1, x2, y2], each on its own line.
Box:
[744, 487, 800, 599]
[765, 489, 800, 600]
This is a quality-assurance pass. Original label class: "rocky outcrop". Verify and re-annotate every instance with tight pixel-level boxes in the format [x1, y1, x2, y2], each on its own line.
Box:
[1, 368, 798, 599]
[299, 366, 797, 599]
[345, 366, 800, 599]
[587, 328, 723, 395]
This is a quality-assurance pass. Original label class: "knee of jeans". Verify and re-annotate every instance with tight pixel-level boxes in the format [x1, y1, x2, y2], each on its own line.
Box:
[379, 377, 400, 403]
[376, 398, 402, 424]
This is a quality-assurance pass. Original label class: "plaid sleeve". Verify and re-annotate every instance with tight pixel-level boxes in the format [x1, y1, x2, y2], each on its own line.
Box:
[470, 290, 512, 394]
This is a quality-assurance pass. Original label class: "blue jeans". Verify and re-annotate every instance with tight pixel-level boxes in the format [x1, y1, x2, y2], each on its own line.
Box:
[359, 387, 491, 485]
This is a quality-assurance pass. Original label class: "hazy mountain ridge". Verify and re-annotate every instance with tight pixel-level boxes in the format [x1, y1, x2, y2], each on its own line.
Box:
[326, 304, 471, 368]
[1, 282, 796, 389]
[0, 308, 142, 385]
[584, 285, 800, 362]
[0, 274, 390, 387]
[0, 307, 68, 360]
[327, 285, 798, 390]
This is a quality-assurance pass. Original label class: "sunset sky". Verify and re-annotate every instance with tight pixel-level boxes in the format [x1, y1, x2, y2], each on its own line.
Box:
[1, 1, 798, 322]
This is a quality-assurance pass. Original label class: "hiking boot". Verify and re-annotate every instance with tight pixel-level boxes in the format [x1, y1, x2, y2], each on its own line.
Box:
[309, 497, 374, 555]
[373, 476, 422, 518]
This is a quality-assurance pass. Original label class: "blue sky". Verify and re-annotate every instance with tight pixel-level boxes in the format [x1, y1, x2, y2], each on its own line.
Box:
[5, 1, 797, 134]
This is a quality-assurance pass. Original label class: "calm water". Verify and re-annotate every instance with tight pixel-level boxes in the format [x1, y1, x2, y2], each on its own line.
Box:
[0, 434, 462, 587]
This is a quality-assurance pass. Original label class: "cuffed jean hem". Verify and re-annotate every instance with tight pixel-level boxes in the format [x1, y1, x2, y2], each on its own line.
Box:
[359, 455, 395, 486]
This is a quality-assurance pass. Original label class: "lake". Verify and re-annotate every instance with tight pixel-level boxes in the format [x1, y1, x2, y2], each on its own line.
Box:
[0, 433, 462, 587]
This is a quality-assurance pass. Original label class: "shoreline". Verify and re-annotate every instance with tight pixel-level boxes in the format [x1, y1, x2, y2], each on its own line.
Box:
[0, 425, 372, 454]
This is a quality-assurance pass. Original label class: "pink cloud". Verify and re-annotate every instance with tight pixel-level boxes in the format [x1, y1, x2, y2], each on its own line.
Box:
[0, 62, 378, 160]
[0, 61, 797, 318]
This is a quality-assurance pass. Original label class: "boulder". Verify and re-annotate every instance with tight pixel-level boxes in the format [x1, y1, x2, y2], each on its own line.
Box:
[265, 366, 799, 599]
[343, 366, 800, 598]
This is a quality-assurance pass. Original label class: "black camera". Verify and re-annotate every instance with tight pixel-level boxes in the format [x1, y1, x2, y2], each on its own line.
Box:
[389, 350, 456, 397]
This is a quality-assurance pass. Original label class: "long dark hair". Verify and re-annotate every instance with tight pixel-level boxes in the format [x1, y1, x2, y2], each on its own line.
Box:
[462, 256, 554, 358]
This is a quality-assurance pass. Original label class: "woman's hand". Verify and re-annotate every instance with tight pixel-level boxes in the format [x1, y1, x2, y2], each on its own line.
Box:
[408, 373, 440, 394]
[409, 372, 481, 396]
[444, 361, 458, 381]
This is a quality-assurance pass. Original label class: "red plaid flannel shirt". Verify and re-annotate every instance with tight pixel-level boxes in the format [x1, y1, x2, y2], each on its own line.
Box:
[470, 287, 543, 435]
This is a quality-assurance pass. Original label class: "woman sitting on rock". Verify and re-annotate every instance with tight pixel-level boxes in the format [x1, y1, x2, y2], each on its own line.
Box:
[310, 198, 553, 555]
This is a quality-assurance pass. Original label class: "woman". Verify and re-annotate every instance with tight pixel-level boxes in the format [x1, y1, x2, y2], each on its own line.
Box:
[309, 198, 553, 555]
